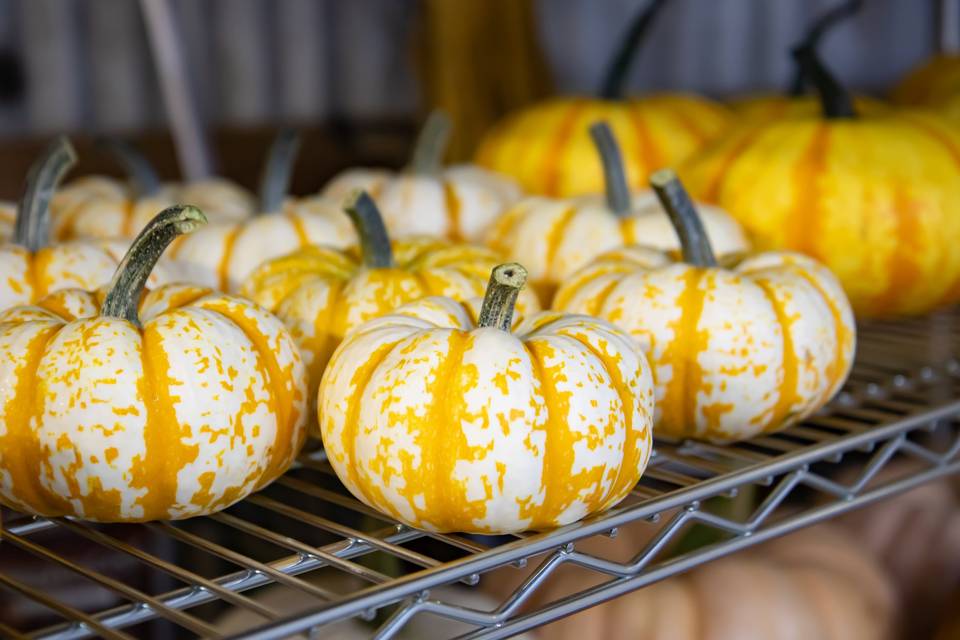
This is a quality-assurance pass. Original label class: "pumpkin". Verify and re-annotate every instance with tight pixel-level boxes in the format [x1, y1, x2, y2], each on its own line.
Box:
[682, 43, 960, 317]
[486, 122, 749, 301]
[554, 170, 855, 442]
[322, 112, 522, 242]
[892, 54, 960, 124]
[0, 138, 186, 310]
[241, 190, 540, 421]
[318, 262, 654, 533]
[51, 139, 256, 241]
[168, 132, 356, 292]
[473, 0, 730, 197]
[486, 522, 896, 640]
[0, 205, 308, 521]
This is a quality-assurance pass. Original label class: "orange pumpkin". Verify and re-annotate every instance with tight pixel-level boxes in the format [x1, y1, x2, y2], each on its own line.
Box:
[474, 0, 730, 197]
[683, 44, 960, 316]
[892, 54, 960, 124]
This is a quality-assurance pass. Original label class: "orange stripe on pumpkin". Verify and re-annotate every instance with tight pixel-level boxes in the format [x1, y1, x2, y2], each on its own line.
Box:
[662, 268, 709, 439]
[754, 279, 801, 433]
[699, 126, 767, 203]
[442, 181, 463, 242]
[627, 104, 662, 183]
[542, 102, 585, 197]
[788, 125, 830, 259]
[216, 228, 241, 292]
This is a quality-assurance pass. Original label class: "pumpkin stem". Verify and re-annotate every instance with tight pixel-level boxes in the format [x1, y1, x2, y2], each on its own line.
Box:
[343, 190, 394, 269]
[589, 122, 632, 216]
[788, 0, 862, 96]
[259, 128, 301, 214]
[649, 169, 716, 268]
[792, 43, 857, 119]
[13, 137, 77, 252]
[478, 263, 528, 332]
[96, 137, 162, 196]
[409, 110, 452, 175]
[598, 0, 670, 99]
[100, 205, 207, 326]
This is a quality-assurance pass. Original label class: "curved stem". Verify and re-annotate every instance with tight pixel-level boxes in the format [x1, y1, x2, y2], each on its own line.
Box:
[259, 129, 301, 214]
[589, 122, 631, 216]
[478, 263, 528, 332]
[343, 190, 394, 269]
[96, 137, 162, 196]
[409, 110, 452, 175]
[100, 205, 207, 326]
[788, 0, 863, 95]
[792, 43, 856, 119]
[13, 137, 77, 252]
[598, 0, 670, 99]
[649, 169, 716, 268]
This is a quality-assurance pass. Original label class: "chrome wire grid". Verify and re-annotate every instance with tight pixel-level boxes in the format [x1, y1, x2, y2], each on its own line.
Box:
[1, 311, 959, 639]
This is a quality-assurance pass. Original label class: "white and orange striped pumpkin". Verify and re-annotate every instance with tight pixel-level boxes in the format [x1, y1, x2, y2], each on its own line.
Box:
[0, 206, 307, 521]
[318, 263, 654, 533]
[554, 171, 855, 442]
[486, 123, 748, 301]
[322, 113, 521, 242]
[0, 138, 188, 310]
[241, 191, 539, 419]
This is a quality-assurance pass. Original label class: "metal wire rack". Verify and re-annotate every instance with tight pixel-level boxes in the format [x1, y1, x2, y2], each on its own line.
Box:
[1, 310, 959, 639]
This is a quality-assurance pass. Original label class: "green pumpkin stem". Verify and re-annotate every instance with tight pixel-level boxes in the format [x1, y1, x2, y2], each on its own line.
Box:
[100, 205, 207, 326]
[788, 0, 862, 96]
[478, 263, 528, 332]
[13, 137, 77, 252]
[343, 190, 394, 269]
[409, 110, 452, 175]
[589, 122, 632, 216]
[649, 169, 716, 268]
[97, 137, 162, 196]
[792, 43, 857, 119]
[598, 0, 670, 99]
[259, 129, 301, 214]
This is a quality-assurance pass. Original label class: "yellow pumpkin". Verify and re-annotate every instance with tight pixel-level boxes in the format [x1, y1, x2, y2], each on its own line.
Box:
[51, 139, 256, 241]
[473, 0, 730, 197]
[241, 191, 540, 419]
[554, 170, 855, 442]
[318, 262, 654, 533]
[892, 54, 960, 124]
[683, 44, 960, 316]
[0, 205, 308, 521]
[486, 122, 749, 301]
[0, 138, 187, 310]
[322, 112, 522, 242]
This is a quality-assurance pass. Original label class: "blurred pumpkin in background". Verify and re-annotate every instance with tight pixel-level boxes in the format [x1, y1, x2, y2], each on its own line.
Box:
[683, 43, 960, 317]
[474, 0, 731, 197]
[892, 53, 960, 124]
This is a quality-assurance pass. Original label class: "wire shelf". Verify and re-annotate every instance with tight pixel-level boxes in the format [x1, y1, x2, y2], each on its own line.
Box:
[2, 310, 959, 639]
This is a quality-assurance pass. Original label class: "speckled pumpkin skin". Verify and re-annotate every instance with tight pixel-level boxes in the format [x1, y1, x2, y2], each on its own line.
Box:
[322, 165, 522, 242]
[485, 192, 749, 300]
[554, 247, 855, 443]
[474, 95, 731, 197]
[318, 296, 654, 533]
[241, 238, 541, 422]
[681, 111, 960, 316]
[892, 54, 960, 124]
[0, 284, 307, 522]
[167, 199, 357, 293]
[51, 177, 257, 241]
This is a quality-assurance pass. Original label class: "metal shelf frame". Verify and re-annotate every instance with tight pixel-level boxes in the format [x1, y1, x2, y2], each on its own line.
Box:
[1, 312, 959, 639]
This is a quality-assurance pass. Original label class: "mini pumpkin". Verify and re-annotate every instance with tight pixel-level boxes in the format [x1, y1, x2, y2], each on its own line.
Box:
[322, 112, 522, 242]
[473, 0, 730, 197]
[0, 138, 184, 310]
[168, 132, 355, 292]
[486, 122, 749, 301]
[51, 139, 256, 241]
[683, 44, 960, 316]
[241, 191, 540, 417]
[319, 262, 654, 533]
[892, 54, 960, 124]
[0, 205, 308, 521]
[554, 170, 855, 442]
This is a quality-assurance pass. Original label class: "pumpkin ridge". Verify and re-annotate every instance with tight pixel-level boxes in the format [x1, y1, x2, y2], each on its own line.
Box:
[121, 200, 136, 239]
[216, 228, 241, 292]
[442, 181, 463, 242]
[900, 115, 960, 168]
[699, 126, 768, 203]
[752, 278, 802, 433]
[791, 268, 853, 400]
[664, 268, 709, 439]
[0, 324, 68, 514]
[789, 125, 831, 259]
[543, 206, 578, 283]
[667, 98, 709, 145]
[197, 300, 296, 482]
[870, 185, 925, 316]
[286, 212, 311, 247]
[543, 102, 586, 196]
[628, 103, 663, 175]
